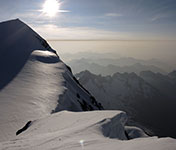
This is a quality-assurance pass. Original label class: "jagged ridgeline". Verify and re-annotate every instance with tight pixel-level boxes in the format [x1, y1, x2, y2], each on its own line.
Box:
[0, 19, 103, 142]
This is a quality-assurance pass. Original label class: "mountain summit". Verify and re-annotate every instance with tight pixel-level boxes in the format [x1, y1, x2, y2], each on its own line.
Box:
[0, 19, 102, 141]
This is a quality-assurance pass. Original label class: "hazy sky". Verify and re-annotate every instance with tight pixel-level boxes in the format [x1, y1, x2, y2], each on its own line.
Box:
[0, 0, 176, 40]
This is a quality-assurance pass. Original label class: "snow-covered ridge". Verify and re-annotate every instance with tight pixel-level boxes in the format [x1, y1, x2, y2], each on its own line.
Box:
[0, 19, 102, 142]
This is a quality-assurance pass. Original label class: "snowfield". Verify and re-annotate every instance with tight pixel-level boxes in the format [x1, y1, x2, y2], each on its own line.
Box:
[1, 111, 176, 150]
[0, 19, 176, 149]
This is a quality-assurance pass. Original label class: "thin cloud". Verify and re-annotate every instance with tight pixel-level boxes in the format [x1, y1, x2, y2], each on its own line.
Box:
[37, 9, 70, 13]
[31, 24, 134, 40]
[105, 13, 123, 17]
[30, 23, 174, 41]
[58, 10, 70, 13]
[151, 13, 170, 22]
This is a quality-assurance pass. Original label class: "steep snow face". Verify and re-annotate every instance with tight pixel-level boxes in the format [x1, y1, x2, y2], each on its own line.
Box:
[75, 70, 176, 138]
[0, 19, 102, 142]
[0, 50, 65, 141]
[0, 111, 176, 150]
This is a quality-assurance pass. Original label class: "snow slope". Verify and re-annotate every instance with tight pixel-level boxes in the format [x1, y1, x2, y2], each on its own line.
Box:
[0, 111, 176, 150]
[0, 19, 102, 142]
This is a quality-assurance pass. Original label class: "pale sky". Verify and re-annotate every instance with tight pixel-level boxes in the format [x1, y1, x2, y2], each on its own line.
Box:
[0, 0, 176, 40]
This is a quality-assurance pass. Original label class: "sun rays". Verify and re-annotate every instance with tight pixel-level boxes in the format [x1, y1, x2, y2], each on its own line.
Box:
[42, 0, 60, 17]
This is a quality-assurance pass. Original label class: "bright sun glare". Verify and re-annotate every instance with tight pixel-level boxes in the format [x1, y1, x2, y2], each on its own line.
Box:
[42, 0, 60, 17]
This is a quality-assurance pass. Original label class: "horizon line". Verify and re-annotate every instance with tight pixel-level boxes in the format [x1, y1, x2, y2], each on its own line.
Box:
[47, 39, 176, 42]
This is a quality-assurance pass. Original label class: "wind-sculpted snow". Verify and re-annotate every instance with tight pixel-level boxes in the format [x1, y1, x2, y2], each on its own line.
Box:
[100, 111, 127, 139]
[125, 126, 148, 139]
[0, 111, 176, 150]
[0, 19, 102, 142]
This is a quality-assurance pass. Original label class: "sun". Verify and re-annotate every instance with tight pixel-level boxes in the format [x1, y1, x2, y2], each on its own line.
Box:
[42, 0, 60, 17]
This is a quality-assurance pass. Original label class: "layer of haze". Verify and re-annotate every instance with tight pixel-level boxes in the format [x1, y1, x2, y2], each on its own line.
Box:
[48, 40, 176, 71]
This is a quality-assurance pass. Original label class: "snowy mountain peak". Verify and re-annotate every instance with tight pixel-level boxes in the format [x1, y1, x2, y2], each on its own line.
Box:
[0, 18, 52, 52]
[0, 19, 103, 142]
[0, 19, 54, 90]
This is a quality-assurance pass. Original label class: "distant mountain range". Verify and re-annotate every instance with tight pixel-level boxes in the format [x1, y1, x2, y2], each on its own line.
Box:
[76, 70, 176, 138]
[67, 58, 168, 75]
